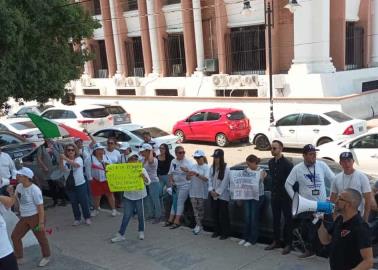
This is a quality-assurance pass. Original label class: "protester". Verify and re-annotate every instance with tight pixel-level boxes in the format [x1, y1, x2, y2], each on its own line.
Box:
[105, 138, 122, 209]
[9, 167, 51, 267]
[0, 147, 16, 195]
[157, 143, 174, 220]
[208, 149, 231, 240]
[142, 131, 157, 151]
[187, 150, 209, 235]
[74, 137, 91, 161]
[0, 194, 18, 270]
[165, 146, 193, 229]
[60, 144, 91, 226]
[139, 144, 161, 223]
[285, 144, 335, 258]
[318, 189, 373, 270]
[111, 152, 151, 242]
[118, 142, 132, 163]
[85, 143, 117, 217]
[330, 152, 372, 222]
[265, 140, 293, 254]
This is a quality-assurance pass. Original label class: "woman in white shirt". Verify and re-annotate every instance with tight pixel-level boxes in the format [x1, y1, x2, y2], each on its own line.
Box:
[60, 143, 91, 226]
[111, 153, 151, 242]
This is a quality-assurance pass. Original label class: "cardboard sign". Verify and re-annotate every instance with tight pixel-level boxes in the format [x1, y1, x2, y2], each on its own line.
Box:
[230, 170, 260, 200]
[106, 163, 144, 192]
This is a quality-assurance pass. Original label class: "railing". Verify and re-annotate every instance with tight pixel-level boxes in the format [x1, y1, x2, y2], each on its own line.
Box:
[126, 37, 145, 77]
[165, 34, 186, 77]
[121, 0, 138, 12]
[345, 22, 364, 70]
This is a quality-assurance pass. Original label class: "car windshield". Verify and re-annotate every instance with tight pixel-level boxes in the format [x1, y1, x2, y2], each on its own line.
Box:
[81, 108, 109, 118]
[131, 127, 169, 139]
[107, 106, 126, 114]
[227, 111, 245, 120]
[10, 121, 37, 130]
[324, 111, 353, 122]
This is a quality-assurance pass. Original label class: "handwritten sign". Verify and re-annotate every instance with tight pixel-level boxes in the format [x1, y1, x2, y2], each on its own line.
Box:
[106, 163, 144, 192]
[230, 170, 260, 200]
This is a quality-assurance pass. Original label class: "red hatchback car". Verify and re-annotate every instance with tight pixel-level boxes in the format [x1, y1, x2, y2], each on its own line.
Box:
[172, 108, 251, 147]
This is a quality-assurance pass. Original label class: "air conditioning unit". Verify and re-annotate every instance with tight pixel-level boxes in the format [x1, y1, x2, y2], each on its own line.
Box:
[172, 64, 184, 76]
[126, 77, 141, 87]
[212, 74, 229, 87]
[204, 59, 218, 73]
[273, 75, 286, 90]
[98, 69, 108, 78]
[133, 67, 144, 77]
[228, 75, 242, 87]
[242, 75, 258, 87]
[113, 73, 124, 87]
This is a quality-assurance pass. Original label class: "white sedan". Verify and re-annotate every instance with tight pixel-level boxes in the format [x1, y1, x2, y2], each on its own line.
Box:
[317, 128, 378, 177]
[0, 118, 43, 142]
[251, 111, 367, 150]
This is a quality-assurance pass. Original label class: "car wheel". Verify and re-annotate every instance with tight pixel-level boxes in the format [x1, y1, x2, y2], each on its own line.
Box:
[174, 130, 185, 143]
[254, 134, 271, 150]
[215, 133, 228, 147]
[317, 137, 332, 146]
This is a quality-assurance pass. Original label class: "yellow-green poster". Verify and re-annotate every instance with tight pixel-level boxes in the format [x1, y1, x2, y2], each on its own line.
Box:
[106, 163, 144, 192]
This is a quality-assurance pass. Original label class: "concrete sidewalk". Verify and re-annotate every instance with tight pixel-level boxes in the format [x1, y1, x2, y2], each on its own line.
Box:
[19, 205, 329, 270]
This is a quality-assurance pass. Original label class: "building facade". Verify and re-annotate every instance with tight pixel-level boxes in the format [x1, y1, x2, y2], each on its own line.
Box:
[73, 0, 378, 98]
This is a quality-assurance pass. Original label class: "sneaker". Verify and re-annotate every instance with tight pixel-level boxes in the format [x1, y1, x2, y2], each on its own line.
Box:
[111, 209, 119, 217]
[193, 225, 202, 235]
[139, 231, 144, 240]
[38, 257, 50, 267]
[265, 241, 280, 250]
[111, 233, 125, 243]
[91, 209, 100, 217]
[244, 242, 252, 247]
[72, 220, 81, 226]
[238, 239, 246, 246]
[85, 219, 92, 225]
[282, 245, 291, 255]
[298, 249, 315, 259]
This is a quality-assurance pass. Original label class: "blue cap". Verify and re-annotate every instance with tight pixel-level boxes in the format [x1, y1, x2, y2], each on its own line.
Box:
[303, 144, 318, 154]
[339, 152, 354, 160]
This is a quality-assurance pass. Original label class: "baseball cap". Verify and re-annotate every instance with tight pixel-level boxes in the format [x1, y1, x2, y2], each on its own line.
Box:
[74, 137, 83, 143]
[193, 150, 206, 158]
[339, 151, 354, 160]
[303, 144, 319, 154]
[119, 142, 131, 151]
[16, 167, 34, 179]
[92, 143, 105, 152]
[211, 149, 224, 158]
[139, 143, 153, 152]
[127, 152, 140, 161]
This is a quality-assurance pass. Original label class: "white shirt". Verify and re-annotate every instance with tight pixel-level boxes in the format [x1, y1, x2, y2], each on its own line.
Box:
[208, 166, 231, 201]
[0, 152, 16, 182]
[15, 183, 43, 217]
[189, 163, 210, 199]
[85, 155, 111, 182]
[105, 149, 121, 164]
[123, 168, 151, 200]
[63, 157, 86, 186]
[168, 158, 193, 187]
[331, 170, 371, 214]
[0, 205, 13, 259]
[285, 160, 335, 201]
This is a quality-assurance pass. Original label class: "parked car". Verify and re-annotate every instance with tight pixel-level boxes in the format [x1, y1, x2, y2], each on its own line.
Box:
[251, 111, 367, 150]
[8, 104, 54, 118]
[317, 127, 378, 177]
[0, 131, 39, 160]
[172, 108, 251, 147]
[92, 124, 179, 154]
[0, 118, 43, 142]
[40, 105, 113, 132]
[96, 104, 131, 125]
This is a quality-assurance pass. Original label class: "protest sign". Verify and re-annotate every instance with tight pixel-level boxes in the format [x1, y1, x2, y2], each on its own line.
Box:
[230, 169, 260, 200]
[106, 163, 144, 192]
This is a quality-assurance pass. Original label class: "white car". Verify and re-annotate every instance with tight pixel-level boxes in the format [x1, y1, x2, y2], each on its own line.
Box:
[0, 118, 43, 142]
[92, 124, 179, 155]
[317, 128, 378, 177]
[41, 105, 113, 132]
[251, 111, 367, 150]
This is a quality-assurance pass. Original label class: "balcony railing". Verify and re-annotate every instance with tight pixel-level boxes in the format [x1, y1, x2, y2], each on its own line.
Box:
[165, 34, 186, 77]
[345, 22, 364, 70]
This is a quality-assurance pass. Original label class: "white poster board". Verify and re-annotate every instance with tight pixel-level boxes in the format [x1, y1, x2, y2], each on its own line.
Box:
[230, 169, 260, 200]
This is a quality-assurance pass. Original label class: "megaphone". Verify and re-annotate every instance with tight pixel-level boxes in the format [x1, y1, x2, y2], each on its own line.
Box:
[292, 193, 334, 216]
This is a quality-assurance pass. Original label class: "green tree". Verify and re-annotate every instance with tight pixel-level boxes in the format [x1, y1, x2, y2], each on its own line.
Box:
[0, 0, 100, 104]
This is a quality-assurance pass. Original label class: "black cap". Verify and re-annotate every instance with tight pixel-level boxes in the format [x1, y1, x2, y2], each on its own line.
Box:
[303, 144, 318, 154]
[339, 152, 354, 160]
[211, 149, 224, 158]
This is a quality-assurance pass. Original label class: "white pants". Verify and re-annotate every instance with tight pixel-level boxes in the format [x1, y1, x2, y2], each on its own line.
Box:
[170, 185, 189, 216]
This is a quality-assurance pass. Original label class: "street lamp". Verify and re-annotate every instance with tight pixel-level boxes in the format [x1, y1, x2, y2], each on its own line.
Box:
[285, 0, 301, 14]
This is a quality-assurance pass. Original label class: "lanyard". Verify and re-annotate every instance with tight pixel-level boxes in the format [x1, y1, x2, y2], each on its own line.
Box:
[306, 165, 316, 189]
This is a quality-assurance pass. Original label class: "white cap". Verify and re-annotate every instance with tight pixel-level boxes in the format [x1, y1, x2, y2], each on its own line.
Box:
[193, 149, 206, 158]
[119, 142, 131, 151]
[139, 143, 153, 152]
[0, 178, 10, 188]
[92, 143, 105, 152]
[16, 167, 34, 179]
[127, 152, 140, 161]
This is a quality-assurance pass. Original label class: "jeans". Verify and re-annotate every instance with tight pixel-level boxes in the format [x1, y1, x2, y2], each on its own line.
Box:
[0, 253, 19, 270]
[243, 196, 265, 244]
[119, 198, 145, 235]
[85, 178, 94, 209]
[210, 198, 230, 237]
[48, 180, 65, 204]
[271, 195, 292, 245]
[158, 175, 169, 217]
[66, 183, 91, 221]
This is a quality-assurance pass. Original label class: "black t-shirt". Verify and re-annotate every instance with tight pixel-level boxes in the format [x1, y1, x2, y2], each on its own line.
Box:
[268, 156, 293, 198]
[329, 214, 372, 270]
[157, 155, 173, 176]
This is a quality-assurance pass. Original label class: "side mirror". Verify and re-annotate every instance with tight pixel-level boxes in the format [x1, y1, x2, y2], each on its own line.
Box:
[344, 143, 351, 149]
[186, 118, 191, 123]
[270, 122, 276, 127]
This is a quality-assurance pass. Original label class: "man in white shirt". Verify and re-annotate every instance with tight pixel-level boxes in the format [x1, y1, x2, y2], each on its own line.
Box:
[0, 149, 16, 195]
[285, 144, 335, 259]
[330, 152, 372, 222]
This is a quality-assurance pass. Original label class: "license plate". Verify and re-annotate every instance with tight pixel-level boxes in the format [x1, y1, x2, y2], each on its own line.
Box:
[13, 152, 23, 158]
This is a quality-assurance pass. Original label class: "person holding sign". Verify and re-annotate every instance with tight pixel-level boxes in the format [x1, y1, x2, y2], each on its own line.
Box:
[111, 153, 151, 243]
[208, 149, 231, 240]
[235, 155, 267, 247]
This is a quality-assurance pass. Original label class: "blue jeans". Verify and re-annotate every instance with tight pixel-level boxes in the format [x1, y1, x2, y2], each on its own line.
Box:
[119, 198, 145, 235]
[145, 182, 162, 219]
[66, 183, 91, 221]
[243, 196, 265, 244]
[85, 178, 94, 209]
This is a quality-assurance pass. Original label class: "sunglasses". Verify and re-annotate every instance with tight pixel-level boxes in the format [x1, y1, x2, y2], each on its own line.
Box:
[66, 149, 75, 152]
[271, 147, 278, 150]
[107, 142, 115, 145]
[159, 147, 166, 150]
[176, 151, 185, 154]
[194, 156, 203, 159]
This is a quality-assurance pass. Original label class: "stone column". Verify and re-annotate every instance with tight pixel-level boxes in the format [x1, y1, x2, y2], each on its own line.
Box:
[109, 0, 122, 75]
[146, 0, 161, 74]
[372, 0, 378, 66]
[289, 0, 336, 74]
[181, 0, 196, 76]
[138, 0, 152, 75]
[192, 0, 205, 73]
[214, 1, 228, 74]
[100, 0, 116, 77]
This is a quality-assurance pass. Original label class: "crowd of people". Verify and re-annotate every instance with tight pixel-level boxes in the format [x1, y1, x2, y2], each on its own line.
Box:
[0, 132, 377, 270]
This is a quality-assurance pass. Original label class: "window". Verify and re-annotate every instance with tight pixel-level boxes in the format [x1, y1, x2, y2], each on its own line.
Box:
[215, 89, 258, 97]
[362, 80, 378, 92]
[276, 114, 300, 126]
[81, 108, 109, 118]
[188, 112, 206, 122]
[93, 130, 112, 138]
[122, 0, 138, 11]
[11, 121, 37, 130]
[83, 89, 100, 95]
[320, 117, 331, 125]
[0, 124, 8, 131]
[206, 112, 221, 121]
[166, 34, 186, 76]
[131, 127, 169, 139]
[41, 110, 74, 119]
[93, 0, 101, 15]
[324, 111, 352, 123]
[61, 110, 76, 119]
[345, 22, 364, 70]
[0, 134, 22, 147]
[117, 89, 136, 96]
[350, 134, 378, 149]
[41, 111, 54, 119]
[113, 131, 132, 142]
[155, 89, 178, 96]
[126, 37, 145, 77]
[164, 0, 181, 5]
[227, 111, 246, 120]
[106, 106, 126, 115]
[300, 114, 320, 126]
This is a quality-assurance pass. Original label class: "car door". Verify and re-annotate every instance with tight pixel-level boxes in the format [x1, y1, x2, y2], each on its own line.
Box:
[296, 114, 324, 146]
[186, 112, 207, 140]
[202, 112, 222, 141]
[272, 114, 300, 147]
[349, 133, 378, 175]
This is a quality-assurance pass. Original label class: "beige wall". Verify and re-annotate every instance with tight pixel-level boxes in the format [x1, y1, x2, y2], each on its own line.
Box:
[330, 0, 346, 71]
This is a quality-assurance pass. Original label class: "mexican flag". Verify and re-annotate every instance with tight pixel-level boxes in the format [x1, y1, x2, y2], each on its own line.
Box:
[27, 113, 90, 141]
